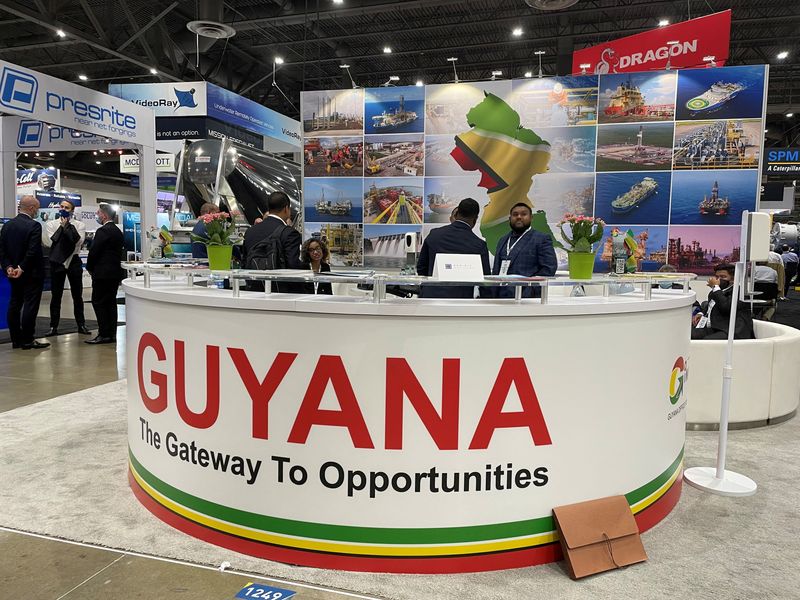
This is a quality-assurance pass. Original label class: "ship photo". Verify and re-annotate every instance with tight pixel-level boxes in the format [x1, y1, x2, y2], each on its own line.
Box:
[315, 189, 353, 216]
[302, 178, 362, 223]
[685, 82, 745, 115]
[611, 177, 659, 214]
[698, 180, 730, 216]
[599, 72, 676, 124]
[371, 96, 419, 130]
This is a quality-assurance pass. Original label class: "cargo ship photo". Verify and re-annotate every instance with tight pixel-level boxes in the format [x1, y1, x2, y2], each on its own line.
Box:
[611, 177, 659, 214]
[371, 96, 419, 130]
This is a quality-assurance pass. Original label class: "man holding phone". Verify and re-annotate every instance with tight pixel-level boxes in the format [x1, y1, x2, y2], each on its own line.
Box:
[42, 199, 90, 336]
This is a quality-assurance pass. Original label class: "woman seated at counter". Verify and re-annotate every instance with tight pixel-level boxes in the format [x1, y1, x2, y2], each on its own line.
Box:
[300, 238, 332, 295]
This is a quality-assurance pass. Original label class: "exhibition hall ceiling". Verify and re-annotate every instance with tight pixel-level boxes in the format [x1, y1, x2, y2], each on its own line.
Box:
[0, 0, 798, 142]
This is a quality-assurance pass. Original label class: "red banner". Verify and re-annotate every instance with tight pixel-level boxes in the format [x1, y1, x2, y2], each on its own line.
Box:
[572, 11, 731, 75]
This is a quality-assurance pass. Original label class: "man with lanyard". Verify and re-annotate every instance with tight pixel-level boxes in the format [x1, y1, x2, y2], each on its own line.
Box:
[491, 202, 557, 298]
[42, 199, 90, 336]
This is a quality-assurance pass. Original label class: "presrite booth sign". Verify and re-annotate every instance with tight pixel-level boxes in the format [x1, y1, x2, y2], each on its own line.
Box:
[572, 11, 732, 74]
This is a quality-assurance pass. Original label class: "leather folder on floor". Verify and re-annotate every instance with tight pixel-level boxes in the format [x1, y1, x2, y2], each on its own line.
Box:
[553, 495, 647, 579]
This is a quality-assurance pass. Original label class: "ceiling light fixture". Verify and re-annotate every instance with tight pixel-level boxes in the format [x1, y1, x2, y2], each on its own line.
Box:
[48, 152, 54, 156]
[382, 75, 400, 87]
[703, 55, 717, 67]
[579, 62, 591, 75]
[95, 161, 101, 165]
[149, 68, 158, 75]
[534, 50, 545, 78]
[383, 46, 392, 54]
[56, 29, 66, 38]
[787, 113, 795, 118]
[777, 51, 789, 60]
[447, 56, 459, 83]
[339, 64, 358, 89]
[665, 41, 679, 70]
[658, 19, 669, 27]
[78, 74, 88, 81]
[415, 79, 424, 87]
[524, 71, 533, 78]
[333, 0, 344, 4]
[274, 57, 284, 65]
[512, 27, 523, 37]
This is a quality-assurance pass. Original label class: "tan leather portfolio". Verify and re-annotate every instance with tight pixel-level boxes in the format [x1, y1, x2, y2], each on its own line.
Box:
[552, 495, 647, 579]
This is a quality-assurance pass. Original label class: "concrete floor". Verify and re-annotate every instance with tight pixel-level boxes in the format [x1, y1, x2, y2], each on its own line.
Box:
[0, 295, 377, 600]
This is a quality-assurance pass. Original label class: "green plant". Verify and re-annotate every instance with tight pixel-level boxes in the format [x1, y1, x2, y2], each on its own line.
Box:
[559, 213, 605, 253]
[190, 212, 236, 246]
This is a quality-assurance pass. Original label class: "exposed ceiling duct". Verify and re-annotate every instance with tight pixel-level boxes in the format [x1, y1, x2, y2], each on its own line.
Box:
[524, 0, 580, 10]
[187, 0, 236, 40]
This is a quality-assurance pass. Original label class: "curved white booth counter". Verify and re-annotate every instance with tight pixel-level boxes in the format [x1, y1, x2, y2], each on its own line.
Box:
[124, 274, 693, 573]
[686, 320, 800, 429]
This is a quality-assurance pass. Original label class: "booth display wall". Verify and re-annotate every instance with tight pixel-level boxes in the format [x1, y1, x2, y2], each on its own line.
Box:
[300, 65, 768, 274]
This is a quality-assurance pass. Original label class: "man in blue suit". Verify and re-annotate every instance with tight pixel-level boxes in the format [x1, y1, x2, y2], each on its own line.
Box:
[492, 203, 557, 298]
[0, 195, 49, 349]
[417, 198, 491, 299]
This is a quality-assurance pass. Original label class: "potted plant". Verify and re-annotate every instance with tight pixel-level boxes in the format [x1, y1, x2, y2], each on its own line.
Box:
[559, 213, 605, 279]
[190, 211, 237, 270]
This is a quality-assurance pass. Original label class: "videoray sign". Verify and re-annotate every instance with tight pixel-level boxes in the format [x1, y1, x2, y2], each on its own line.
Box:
[572, 11, 732, 75]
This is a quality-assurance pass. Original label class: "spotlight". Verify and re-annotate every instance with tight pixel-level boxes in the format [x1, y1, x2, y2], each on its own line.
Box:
[333, 0, 343, 4]
[524, 71, 533, 78]
[447, 56, 459, 83]
[579, 62, 591, 75]
[382, 75, 400, 86]
[658, 19, 669, 27]
[777, 51, 789, 60]
[48, 152, 54, 156]
[78, 74, 88, 81]
[534, 50, 545, 78]
[93, 151, 98, 156]
[703, 55, 717, 67]
[383, 46, 392, 54]
[35, 152, 39, 156]
[56, 29, 66, 38]
[95, 161, 101, 165]
[274, 57, 284, 65]
[787, 113, 795, 118]
[415, 80, 424, 87]
[149, 68, 158, 75]
[512, 27, 523, 37]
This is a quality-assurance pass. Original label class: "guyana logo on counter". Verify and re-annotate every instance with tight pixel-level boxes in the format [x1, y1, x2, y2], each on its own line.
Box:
[669, 356, 686, 405]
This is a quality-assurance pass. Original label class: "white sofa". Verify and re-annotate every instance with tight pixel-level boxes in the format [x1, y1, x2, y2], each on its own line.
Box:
[686, 320, 800, 429]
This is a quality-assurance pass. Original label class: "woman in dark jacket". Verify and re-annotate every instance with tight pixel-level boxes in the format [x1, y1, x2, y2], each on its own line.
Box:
[300, 238, 333, 295]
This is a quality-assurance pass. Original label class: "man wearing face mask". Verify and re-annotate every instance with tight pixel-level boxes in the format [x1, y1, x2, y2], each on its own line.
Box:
[85, 204, 124, 344]
[42, 199, 90, 336]
[691, 263, 755, 340]
[491, 202, 557, 298]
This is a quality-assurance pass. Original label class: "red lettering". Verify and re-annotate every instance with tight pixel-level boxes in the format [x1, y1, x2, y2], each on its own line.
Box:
[174, 340, 220, 429]
[137, 332, 167, 413]
[385, 358, 459, 450]
[228, 349, 298, 440]
[288, 355, 374, 448]
[469, 358, 552, 449]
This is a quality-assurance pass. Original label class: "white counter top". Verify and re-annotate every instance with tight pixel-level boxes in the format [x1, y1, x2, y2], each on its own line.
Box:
[122, 278, 695, 318]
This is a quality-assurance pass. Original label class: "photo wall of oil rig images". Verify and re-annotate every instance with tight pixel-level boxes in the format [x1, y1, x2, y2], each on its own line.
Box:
[300, 64, 768, 274]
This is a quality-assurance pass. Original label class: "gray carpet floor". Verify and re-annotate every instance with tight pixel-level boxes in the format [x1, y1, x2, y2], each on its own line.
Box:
[0, 379, 797, 599]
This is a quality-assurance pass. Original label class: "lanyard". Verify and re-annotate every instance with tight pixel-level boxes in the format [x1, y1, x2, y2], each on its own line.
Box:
[506, 228, 530, 256]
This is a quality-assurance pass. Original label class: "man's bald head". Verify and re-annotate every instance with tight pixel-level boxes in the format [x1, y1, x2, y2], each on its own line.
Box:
[18, 195, 39, 217]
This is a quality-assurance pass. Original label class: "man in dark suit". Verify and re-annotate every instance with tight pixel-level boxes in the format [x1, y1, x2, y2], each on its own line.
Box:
[691, 263, 755, 340]
[416, 198, 491, 299]
[0, 195, 49, 349]
[241, 191, 302, 292]
[492, 202, 557, 298]
[86, 204, 123, 344]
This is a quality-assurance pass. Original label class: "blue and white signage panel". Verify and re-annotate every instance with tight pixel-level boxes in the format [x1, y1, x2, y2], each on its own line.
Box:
[108, 82, 207, 117]
[206, 83, 301, 148]
[2, 116, 135, 151]
[0, 59, 155, 145]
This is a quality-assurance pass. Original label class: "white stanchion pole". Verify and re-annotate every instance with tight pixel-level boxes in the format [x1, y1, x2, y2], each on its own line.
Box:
[684, 260, 757, 497]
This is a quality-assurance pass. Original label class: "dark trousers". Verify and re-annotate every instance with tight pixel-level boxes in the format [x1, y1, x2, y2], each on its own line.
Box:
[49, 255, 85, 329]
[7, 276, 43, 346]
[784, 263, 797, 295]
[91, 278, 119, 339]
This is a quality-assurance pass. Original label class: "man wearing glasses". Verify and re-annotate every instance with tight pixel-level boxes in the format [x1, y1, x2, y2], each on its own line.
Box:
[42, 199, 91, 336]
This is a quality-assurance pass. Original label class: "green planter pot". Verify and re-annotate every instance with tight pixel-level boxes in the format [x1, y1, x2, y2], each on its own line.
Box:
[207, 245, 233, 271]
[567, 251, 595, 280]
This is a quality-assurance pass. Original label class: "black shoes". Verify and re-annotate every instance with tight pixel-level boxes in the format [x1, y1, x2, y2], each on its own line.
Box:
[21, 340, 50, 350]
[77, 325, 92, 335]
[85, 336, 116, 345]
[45, 328, 58, 336]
